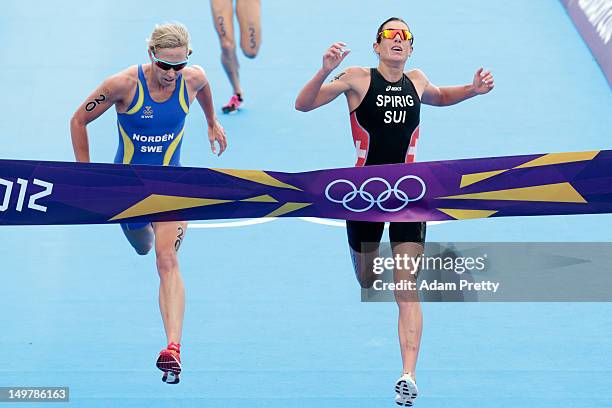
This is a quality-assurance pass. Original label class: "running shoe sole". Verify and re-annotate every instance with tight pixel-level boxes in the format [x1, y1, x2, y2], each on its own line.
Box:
[157, 351, 181, 384]
[222, 106, 240, 114]
[395, 377, 418, 406]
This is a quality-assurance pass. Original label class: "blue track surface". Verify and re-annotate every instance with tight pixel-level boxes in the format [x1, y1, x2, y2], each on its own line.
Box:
[1, 1, 611, 406]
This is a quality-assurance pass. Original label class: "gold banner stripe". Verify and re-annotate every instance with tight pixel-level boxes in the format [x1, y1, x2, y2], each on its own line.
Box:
[458, 151, 600, 189]
[440, 182, 587, 203]
[437, 208, 498, 220]
[110, 194, 233, 221]
[211, 169, 302, 191]
[514, 151, 600, 169]
[265, 202, 312, 217]
[240, 195, 278, 203]
[460, 170, 507, 188]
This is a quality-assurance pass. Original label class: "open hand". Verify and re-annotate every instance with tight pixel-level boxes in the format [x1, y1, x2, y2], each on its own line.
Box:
[323, 42, 351, 73]
[208, 119, 227, 156]
[472, 67, 494, 94]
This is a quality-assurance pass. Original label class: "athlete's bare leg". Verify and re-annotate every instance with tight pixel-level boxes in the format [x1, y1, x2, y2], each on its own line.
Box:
[152, 221, 187, 344]
[349, 245, 380, 289]
[350, 239, 423, 374]
[392, 241, 423, 377]
[211, 0, 242, 96]
[236, 0, 261, 59]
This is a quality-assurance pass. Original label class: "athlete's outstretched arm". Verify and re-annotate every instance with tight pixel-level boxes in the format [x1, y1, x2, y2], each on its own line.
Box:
[420, 68, 494, 107]
[295, 42, 352, 111]
[70, 75, 128, 162]
[193, 66, 227, 156]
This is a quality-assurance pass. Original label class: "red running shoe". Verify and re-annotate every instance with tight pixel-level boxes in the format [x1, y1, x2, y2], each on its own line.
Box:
[222, 94, 243, 114]
[156, 342, 181, 384]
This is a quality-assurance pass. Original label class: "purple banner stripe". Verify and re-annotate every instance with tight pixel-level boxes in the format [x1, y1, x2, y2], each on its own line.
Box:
[0, 151, 612, 225]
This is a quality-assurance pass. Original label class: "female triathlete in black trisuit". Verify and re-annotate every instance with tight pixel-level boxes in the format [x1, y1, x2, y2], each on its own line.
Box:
[295, 17, 494, 406]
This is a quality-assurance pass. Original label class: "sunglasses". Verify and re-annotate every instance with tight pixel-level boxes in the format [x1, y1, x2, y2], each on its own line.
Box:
[378, 29, 414, 44]
[151, 53, 189, 71]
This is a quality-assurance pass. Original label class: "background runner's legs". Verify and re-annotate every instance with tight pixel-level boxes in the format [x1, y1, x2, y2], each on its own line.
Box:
[211, 0, 242, 95]
[236, 0, 261, 59]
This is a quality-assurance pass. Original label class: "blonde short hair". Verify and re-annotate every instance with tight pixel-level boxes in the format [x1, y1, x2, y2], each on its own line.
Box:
[147, 22, 191, 54]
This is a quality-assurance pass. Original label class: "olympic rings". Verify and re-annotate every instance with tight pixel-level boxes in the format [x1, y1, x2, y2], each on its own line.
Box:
[324, 175, 426, 212]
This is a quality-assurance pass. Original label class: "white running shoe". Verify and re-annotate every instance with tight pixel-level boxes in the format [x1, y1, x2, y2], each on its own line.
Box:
[395, 372, 418, 406]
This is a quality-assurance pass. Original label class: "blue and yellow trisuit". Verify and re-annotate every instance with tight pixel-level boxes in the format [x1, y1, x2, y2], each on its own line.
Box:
[115, 65, 190, 230]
